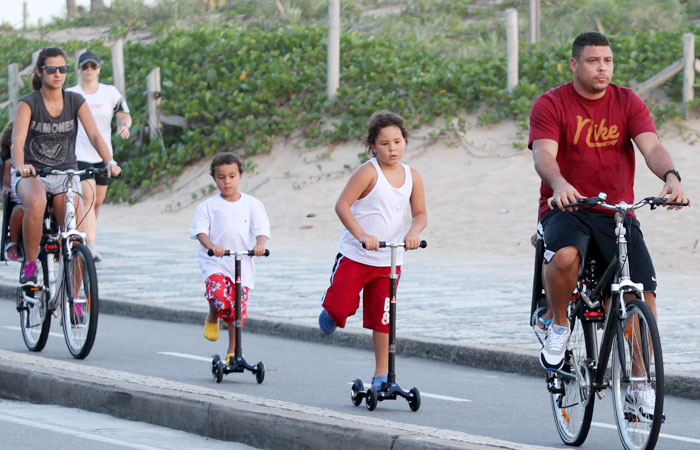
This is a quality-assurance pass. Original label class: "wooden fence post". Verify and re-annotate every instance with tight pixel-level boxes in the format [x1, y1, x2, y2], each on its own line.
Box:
[683, 33, 695, 117]
[74, 49, 85, 84]
[327, 0, 340, 101]
[506, 8, 518, 93]
[111, 39, 126, 98]
[147, 67, 162, 140]
[23, 2, 28, 30]
[8, 64, 19, 120]
[529, 0, 540, 44]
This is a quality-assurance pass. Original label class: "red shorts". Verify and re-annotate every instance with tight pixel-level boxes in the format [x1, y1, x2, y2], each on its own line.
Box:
[321, 254, 400, 333]
[205, 273, 248, 326]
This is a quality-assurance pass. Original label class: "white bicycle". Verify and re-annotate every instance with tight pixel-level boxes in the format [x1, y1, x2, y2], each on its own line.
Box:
[16, 167, 103, 359]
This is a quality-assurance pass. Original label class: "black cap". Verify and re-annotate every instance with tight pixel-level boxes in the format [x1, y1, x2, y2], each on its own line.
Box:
[78, 51, 100, 66]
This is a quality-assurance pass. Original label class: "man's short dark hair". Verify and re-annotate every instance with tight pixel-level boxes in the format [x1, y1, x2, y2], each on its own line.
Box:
[572, 32, 610, 59]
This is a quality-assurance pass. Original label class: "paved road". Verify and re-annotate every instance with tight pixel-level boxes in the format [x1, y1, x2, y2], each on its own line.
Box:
[1, 302, 699, 450]
[0, 399, 255, 450]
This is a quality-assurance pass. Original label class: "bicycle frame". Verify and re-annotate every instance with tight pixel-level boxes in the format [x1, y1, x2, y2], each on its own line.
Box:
[48, 172, 87, 305]
[21, 170, 89, 309]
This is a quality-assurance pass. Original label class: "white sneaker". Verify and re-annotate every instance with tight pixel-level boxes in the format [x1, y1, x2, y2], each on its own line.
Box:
[540, 325, 570, 370]
[87, 243, 102, 262]
[625, 386, 665, 423]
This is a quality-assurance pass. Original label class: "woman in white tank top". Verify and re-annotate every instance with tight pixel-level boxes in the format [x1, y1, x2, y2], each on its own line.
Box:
[319, 111, 427, 391]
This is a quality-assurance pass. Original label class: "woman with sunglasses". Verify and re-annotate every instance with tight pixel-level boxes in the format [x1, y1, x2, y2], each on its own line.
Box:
[67, 50, 132, 261]
[10, 46, 121, 287]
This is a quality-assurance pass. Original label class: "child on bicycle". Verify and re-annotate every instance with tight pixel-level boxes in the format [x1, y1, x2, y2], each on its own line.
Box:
[1, 121, 24, 261]
[318, 111, 427, 391]
[189, 152, 270, 364]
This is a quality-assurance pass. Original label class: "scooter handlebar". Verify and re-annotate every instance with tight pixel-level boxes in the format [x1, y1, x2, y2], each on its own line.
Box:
[362, 240, 427, 249]
[207, 249, 270, 257]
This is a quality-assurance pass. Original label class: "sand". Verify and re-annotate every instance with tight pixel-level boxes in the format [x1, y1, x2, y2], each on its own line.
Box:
[98, 115, 699, 277]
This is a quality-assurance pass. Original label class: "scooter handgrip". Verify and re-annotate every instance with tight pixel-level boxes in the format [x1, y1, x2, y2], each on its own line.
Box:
[419, 240, 428, 248]
[247, 249, 270, 257]
[207, 249, 232, 256]
[362, 242, 387, 249]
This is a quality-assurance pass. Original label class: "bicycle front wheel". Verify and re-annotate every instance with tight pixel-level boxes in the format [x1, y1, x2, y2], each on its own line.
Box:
[550, 311, 596, 446]
[19, 254, 51, 351]
[612, 298, 664, 450]
[61, 243, 99, 359]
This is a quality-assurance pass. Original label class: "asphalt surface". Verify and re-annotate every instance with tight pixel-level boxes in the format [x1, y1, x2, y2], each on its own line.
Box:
[0, 398, 254, 450]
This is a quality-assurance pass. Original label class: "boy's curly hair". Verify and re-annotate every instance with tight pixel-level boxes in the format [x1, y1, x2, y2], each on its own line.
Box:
[362, 111, 408, 156]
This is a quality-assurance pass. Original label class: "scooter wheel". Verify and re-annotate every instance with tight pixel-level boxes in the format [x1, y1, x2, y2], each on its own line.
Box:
[366, 386, 378, 411]
[211, 354, 221, 379]
[408, 387, 421, 412]
[215, 359, 225, 383]
[255, 361, 265, 384]
[351, 378, 364, 406]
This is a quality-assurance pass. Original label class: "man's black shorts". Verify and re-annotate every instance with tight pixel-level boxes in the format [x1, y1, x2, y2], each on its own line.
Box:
[78, 161, 109, 186]
[539, 208, 656, 292]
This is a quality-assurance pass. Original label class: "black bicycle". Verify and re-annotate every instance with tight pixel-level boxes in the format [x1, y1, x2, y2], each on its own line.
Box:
[530, 193, 688, 450]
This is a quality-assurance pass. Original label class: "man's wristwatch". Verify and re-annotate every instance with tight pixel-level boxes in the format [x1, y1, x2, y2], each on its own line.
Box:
[663, 169, 681, 183]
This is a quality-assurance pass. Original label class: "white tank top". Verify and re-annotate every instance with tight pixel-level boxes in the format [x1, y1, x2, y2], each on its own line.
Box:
[338, 158, 413, 267]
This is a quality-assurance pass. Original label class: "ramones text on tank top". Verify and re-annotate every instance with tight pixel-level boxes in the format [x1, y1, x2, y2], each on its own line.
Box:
[19, 89, 85, 170]
[338, 158, 413, 267]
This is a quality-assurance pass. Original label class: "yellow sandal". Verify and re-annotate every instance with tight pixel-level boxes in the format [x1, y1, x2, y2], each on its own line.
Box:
[226, 353, 236, 365]
[204, 319, 219, 341]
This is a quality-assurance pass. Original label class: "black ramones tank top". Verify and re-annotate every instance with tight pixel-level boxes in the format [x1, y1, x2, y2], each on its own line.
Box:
[20, 89, 85, 170]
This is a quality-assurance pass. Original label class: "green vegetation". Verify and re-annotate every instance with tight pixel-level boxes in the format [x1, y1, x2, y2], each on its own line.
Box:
[1, 0, 699, 202]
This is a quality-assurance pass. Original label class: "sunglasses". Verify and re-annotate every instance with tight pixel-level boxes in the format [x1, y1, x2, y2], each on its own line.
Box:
[41, 65, 69, 74]
[81, 62, 98, 70]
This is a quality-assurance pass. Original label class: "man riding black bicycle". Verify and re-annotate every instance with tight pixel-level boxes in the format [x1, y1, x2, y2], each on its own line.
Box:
[529, 32, 690, 420]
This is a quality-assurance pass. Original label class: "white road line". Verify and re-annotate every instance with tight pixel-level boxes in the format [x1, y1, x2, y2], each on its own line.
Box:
[158, 351, 212, 362]
[2, 325, 62, 339]
[346, 381, 471, 402]
[159, 352, 472, 402]
[0, 414, 164, 450]
[593, 422, 700, 444]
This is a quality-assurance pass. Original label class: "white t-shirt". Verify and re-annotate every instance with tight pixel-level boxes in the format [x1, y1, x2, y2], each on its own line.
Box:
[67, 83, 130, 163]
[189, 193, 270, 288]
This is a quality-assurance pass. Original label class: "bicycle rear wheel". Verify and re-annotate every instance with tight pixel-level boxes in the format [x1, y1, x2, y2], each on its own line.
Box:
[550, 309, 596, 446]
[61, 243, 99, 359]
[612, 298, 664, 450]
[18, 254, 51, 351]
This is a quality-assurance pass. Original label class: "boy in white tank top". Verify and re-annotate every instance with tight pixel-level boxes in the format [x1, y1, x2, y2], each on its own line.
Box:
[318, 111, 427, 391]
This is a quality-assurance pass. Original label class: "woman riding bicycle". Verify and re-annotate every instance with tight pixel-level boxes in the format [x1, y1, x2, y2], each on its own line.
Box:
[10, 47, 121, 287]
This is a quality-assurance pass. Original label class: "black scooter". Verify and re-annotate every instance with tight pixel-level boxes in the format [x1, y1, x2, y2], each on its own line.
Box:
[208, 248, 269, 384]
[351, 240, 426, 411]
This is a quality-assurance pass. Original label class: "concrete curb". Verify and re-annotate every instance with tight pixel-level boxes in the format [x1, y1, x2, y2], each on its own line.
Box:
[1, 282, 699, 401]
[0, 350, 557, 450]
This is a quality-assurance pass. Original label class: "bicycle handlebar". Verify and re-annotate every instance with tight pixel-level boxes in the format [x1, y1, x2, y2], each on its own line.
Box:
[563, 194, 689, 212]
[207, 249, 270, 257]
[16, 166, 120, 178]
[362, 240, 428, 249]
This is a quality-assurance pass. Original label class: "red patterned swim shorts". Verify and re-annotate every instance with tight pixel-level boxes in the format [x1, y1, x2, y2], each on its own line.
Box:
[205, 273, 249, 326]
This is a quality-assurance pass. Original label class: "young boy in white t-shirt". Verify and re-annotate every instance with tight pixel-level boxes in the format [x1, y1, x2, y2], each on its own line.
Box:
[189, 153, 270, 363]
